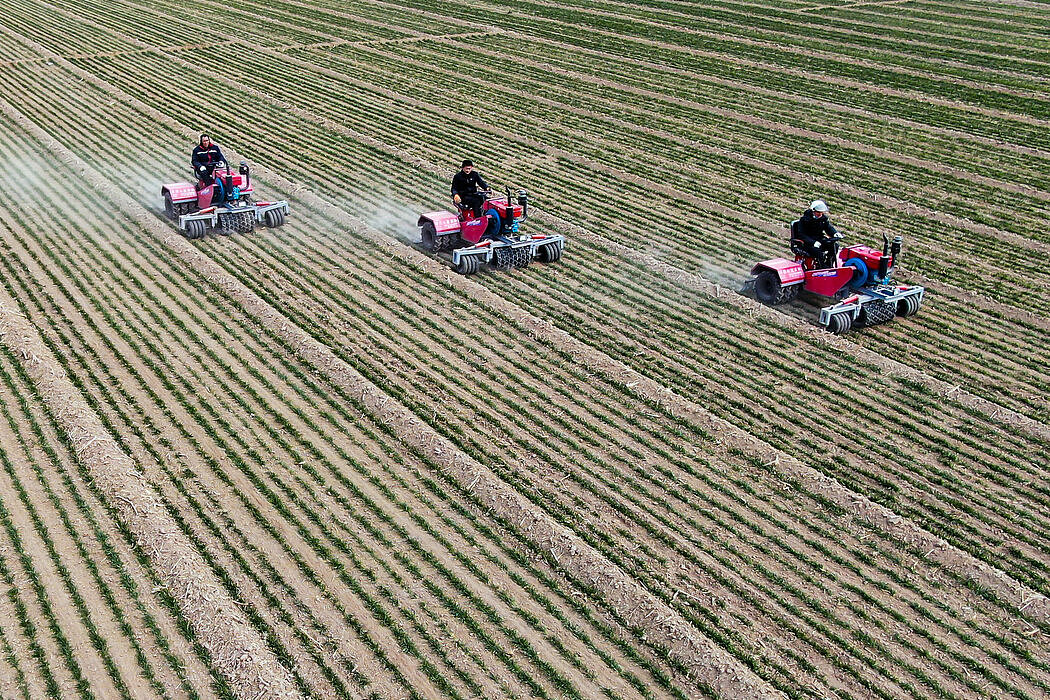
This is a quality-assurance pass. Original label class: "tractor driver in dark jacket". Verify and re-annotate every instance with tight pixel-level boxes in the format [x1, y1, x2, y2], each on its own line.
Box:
[795, 199, 839, 267]
[191, 134, 226, 187]
[451, 160, 490, 217]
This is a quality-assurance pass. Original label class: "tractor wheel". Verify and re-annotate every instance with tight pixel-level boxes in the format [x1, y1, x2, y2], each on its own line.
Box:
[164, 192, 176, 219]
[754, 270, 795, 305]
[264, 208, 285, 228]
[537, 242, 562, 263]
[455, 255, 479, 275]
[421, 221, 438, 251]
[185, 220, 207, 239]
[897, 295, 921, 317]
[826, 313, 852, 335]
[176, 202, 197, 216]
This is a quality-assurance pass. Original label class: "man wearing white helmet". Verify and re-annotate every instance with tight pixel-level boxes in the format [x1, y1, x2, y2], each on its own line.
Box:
[795, 199, 839, 267]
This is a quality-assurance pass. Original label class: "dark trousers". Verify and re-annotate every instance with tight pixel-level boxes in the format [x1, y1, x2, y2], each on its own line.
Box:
[801, 238, 835, 267]
[460, 193, 485, 217]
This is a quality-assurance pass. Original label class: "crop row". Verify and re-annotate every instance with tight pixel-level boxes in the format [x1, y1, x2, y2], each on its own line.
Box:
[4, 54, 1045, 700]
[51, 22, 1049, 424]
[0, 101, 696, 697]
[3, 3, 1048, 698]
[22, 20, 1050, 604]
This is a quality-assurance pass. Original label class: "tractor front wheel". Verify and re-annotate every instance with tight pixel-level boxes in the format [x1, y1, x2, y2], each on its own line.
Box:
[455, 255, 480, 275]
[897, 295, 921, 317]
[754, 270, 797, 305]
[826, 313, 853, 335]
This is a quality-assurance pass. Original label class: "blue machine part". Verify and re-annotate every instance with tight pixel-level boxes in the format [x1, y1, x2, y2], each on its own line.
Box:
[483, 208, 501, 236]
[843, 258, 869, 289]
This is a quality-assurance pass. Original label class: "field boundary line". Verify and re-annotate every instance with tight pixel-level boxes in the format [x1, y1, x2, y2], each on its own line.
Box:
[0, 103, 304, 700]
[3, 66, 781, 700]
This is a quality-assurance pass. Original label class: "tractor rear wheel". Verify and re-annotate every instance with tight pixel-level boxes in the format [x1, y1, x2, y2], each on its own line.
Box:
[164, 192, 176, 219]
[455, 255, 479, 275]
[421, 221, 438, 251]
[826, 313, 852, 335]
[897, 295, 921, 317]
[754, 270, 796, 305]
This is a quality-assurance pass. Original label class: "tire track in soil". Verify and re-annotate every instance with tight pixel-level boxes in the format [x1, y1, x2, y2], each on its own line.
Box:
[0, 74, 778, 700]
[28, 25, 1047, 635]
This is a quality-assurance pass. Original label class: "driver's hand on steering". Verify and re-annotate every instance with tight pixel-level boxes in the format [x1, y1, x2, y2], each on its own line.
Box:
[453, 194, 462, 204]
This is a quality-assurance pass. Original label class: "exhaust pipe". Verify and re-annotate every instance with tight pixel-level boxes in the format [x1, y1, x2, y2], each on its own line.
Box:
[878, 233, 891, 281]
[239, 160, 251, 189]
[517, 189, 529, 223]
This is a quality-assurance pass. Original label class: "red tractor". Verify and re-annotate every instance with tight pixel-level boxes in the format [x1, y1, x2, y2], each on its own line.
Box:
[750, 223, 924, 334]
[161, 160, 290, 239]
[417, 188, 565, 274]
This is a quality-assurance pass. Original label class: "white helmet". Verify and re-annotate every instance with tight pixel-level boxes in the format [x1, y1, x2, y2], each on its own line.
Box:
[810, 199, 829, 213]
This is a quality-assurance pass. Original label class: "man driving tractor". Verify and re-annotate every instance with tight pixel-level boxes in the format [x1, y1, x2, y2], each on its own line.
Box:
[191, 134, 226, 187]
[451, 160, 490, 217]
[794, 199, 839, 267]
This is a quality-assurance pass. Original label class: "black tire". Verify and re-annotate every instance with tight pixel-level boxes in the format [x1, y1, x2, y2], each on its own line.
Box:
[826, 313, 852, 335]
[185, 220, 206, 239]
[754, 269, 796, 305]
[164, 192, 176, 219]
[264, 208, 285, 228]
[897, 295, 921, 317]
[420, 221, 438, 251]
[455, 255, 480, 275]
[537, 241, 562, 263]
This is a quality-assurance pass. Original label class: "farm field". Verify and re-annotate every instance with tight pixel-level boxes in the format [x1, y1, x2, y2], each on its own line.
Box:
[0, 0, 1047, 697]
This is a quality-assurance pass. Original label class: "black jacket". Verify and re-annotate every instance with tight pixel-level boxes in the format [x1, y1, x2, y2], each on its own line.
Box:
[451, 170, 489, 197]
[191, 144, 226, 172]
[795, 209, 838, 241]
